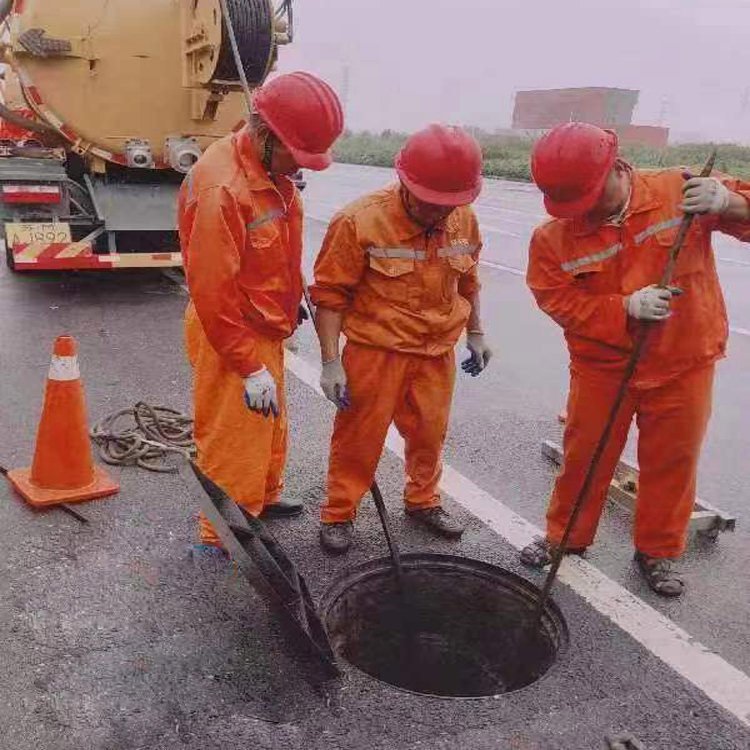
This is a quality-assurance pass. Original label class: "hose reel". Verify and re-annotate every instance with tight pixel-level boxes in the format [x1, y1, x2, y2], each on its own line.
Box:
[184, 0, 288, 89]
[214, 0, 275, 86]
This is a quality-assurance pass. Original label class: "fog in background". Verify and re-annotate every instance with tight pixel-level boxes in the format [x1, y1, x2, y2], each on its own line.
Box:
[280, 0, 750, 143]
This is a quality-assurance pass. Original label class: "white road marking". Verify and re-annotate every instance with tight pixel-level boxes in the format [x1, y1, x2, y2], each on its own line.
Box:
[718, 256, 750, 268]
[283, 349, 750, 731]
[479, 259, 525, 277]
[165, 268, 750, 728]
[305, 214, 750, 338]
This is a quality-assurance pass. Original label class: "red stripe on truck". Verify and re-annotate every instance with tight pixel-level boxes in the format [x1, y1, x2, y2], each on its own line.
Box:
[26, 86, 42, 105]
[59, 125, 78, 141]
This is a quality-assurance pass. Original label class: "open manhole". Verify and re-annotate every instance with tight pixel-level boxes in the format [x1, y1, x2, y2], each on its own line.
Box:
[321, 553, 568, 698]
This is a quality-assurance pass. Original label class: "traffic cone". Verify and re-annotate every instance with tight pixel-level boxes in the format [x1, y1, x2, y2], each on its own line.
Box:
[7, 335, 119, 508]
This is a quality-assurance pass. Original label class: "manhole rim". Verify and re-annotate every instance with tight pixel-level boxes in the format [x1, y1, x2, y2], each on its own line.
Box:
[319, 552, 570, 701]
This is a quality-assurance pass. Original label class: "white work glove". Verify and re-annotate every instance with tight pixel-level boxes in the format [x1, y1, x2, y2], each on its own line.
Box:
[243, 367, 279, 418]
[626, 285, 683, 321]
[320, 357, 350, 409]
[681, 176, 730, 215]
[461, 332, 493, 377]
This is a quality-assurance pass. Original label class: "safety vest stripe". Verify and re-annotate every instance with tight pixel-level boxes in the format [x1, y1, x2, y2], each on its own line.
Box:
[560, 216, 683, 273]
[633, 217, 683, 245]
[561, 243, 623, 273]
[437, 244, 479, 258]
[368, 247, 426, 260]
[247, 209, 283, 231]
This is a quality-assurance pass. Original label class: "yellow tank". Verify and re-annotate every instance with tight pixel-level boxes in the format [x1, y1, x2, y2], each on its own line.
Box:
[1, 0, 290, 171]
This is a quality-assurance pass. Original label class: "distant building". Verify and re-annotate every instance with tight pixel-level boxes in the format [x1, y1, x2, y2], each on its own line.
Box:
[512, 87, 669, 147]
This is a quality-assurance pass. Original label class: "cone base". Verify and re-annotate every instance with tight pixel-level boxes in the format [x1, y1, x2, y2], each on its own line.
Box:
[7, 465, 119, 508]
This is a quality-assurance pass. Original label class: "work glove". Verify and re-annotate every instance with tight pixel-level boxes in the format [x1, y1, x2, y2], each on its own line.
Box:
[626, 284, 683, 321]
[681, 175, 730, 215]
[461, 332, 493, 377]
[320, 357, 350, 409]
[297, 304, 309, 326]
[244, 367, 279, 418]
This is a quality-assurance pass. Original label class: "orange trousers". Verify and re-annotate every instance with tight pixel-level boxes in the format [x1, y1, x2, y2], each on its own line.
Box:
[321, 343, 455, 523]
[548, 363, 714, 558]
[185, 303, 287, 545]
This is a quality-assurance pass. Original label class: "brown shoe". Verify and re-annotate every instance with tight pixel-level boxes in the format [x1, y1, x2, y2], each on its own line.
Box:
[634, 552, 684, 598]
[406, 507, 465, 539]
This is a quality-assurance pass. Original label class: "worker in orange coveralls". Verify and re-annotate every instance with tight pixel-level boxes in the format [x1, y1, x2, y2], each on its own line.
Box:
[521, 122, 750, 597]
[178, 72, 343, 553]
[311, 125, 493, 553]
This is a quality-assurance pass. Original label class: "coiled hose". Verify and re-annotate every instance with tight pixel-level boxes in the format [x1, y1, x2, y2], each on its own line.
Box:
[214, 0, 275, 86]
[90, 403, 195, 473]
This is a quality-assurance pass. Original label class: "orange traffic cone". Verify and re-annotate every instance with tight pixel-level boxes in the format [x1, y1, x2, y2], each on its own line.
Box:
[8, 335, 119, 508]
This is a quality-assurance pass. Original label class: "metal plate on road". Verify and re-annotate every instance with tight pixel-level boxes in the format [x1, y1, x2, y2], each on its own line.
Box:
[6, 222, 71, 247]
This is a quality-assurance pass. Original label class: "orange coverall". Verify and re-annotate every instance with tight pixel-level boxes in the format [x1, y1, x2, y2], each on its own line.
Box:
[178, 128, 303, 544]
[528, 168, 750, 557]
[311, 184, 482, 522]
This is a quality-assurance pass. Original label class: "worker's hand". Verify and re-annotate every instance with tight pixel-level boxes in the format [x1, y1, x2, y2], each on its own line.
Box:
[297, 304, 309, 326]
[320, 357, 350, 409]
[461, 332, 493, 377]
[243, 368, 279, 418]
[626, 285, 683, 321]
[681, 175, 730, 215]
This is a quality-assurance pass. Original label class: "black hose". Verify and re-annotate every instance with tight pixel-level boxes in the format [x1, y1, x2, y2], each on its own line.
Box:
[0, 100, 62, 141]
[214, 0, 275, 86]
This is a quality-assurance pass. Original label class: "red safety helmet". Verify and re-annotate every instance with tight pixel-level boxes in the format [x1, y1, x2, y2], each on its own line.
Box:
[253, 72, 344, 171]
[531, 122, 619, 219]
[395, 124, 483, 207]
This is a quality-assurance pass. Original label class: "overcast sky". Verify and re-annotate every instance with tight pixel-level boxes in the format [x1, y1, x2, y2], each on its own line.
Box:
[279, 0, 750, 143]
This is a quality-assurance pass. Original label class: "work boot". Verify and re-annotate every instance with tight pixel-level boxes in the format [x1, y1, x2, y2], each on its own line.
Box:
[260, 498, 304, 519]
[634, 551, 685, 598]
[320, 521, 353, 554]
[406, 507, 465, 539]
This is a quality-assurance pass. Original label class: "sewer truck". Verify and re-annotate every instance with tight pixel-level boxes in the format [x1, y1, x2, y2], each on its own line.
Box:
[0, 0, 293, 271]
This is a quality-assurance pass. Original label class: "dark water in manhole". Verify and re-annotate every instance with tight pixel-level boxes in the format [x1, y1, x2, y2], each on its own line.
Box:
[321, 553, 568, 698]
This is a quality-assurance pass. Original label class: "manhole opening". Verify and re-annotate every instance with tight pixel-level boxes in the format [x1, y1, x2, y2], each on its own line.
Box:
[322, 554, 568, 699]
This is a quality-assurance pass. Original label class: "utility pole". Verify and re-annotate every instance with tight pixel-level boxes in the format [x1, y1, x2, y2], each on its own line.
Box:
[341, 63, 350, 120]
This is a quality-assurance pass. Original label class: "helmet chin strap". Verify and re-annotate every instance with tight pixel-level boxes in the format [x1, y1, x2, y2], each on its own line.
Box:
[262, 131, 275, 175]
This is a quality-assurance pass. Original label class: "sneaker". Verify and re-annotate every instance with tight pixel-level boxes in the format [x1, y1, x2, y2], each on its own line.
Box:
[319, 521, 353, 554]
[406, 507, 465, 539]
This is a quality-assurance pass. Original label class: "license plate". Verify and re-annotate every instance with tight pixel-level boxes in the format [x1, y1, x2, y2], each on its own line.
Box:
[5, 222, 72, 247]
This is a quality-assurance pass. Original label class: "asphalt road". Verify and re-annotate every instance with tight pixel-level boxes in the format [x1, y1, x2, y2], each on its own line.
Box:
[302, 163, 750, 675]
[0, 163, 748, 749]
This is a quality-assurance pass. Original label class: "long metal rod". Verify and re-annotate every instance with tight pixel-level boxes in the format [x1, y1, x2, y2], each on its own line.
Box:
[224, 0, 402, 581]
[301, 280, 406, 579]
[530, 149, 717, 628]
[218, 0, 255, 115]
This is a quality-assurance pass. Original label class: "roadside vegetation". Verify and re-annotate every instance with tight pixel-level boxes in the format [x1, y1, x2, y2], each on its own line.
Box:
[334, 129, 750, 182]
